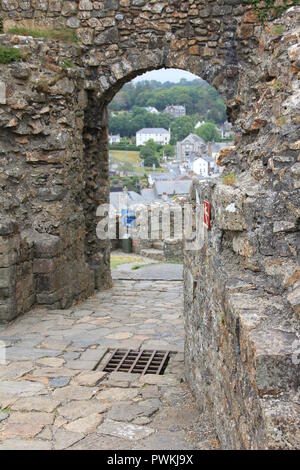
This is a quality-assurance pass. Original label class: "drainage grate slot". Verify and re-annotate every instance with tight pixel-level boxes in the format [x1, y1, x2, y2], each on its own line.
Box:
[102, 349, 172, 375]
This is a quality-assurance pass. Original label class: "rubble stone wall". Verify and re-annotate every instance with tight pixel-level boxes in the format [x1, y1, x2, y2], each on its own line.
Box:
[0, 1, 299, 449]
[0, 37, 98, 319]
[184, 7, 300, 449]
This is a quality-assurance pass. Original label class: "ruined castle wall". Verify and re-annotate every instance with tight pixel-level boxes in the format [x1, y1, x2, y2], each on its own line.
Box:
[0, 0, 299, 449]
[0, 0, 257, 320]
[0, 0, 254, 101]
[184, 7, 300, 449]
[0, 36, 98, 318]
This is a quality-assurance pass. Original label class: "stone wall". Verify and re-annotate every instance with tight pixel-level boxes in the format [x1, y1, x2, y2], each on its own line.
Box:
[0, 0, 299, 449]
[184, 7, 300, 449]
[0, 0, 258, 321]
[1, 0, 254, 101]
[164, 239, 183, 262]
[0, 35, 107, 319]
[130, 202, 185, 261]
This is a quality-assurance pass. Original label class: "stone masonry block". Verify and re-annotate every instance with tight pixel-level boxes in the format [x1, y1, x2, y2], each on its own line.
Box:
[0, 266, 16, 289]
[0, 298, 17, 322]
[0, 241, 18, 267]
[35, 271, 60, 293]
[213, 185, 247, 232]
[33, 258, 58, 274]
[26, 232, 63, 259]
[0, 218, 18, 236]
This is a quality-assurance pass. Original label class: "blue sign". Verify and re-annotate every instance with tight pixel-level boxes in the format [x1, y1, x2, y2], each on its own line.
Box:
[121, 209, 136, 228]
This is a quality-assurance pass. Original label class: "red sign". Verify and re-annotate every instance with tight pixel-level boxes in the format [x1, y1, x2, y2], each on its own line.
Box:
[203, 200, 211, 230]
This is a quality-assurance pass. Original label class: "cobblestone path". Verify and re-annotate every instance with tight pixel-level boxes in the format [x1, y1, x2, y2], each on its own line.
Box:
[0, 279, 217, 450]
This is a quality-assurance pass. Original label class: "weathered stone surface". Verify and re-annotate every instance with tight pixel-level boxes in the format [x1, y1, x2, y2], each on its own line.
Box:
[37, 357, 65, 368]
[0, 279, 214, 450]
[136, 431, 193, 450]
[97, 419, 154, 441]
[0, 380, 45, 397]
[213, 185, 246, 231]
[64, 413, 104, 434]
[139, 375, 178, 386]
[50, 377, 70, 388]
[68, 433, 133, 450]
[53, 385, 95, 401]
[57, 400, 109, 421]
[0, 412, 53, 439]
[53, 428, 85, 450]
[107, 399, 160, 422]
[11, 397, 61, 413]
[74, 371, 107, 387]
[32, 367, 78, 378]
[0, 439, 52, 450]
[7, 411, 53, 426]
[97, 387, 139, 402]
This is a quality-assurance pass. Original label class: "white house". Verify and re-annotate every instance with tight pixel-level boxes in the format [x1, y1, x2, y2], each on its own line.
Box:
[217, 121, 233, 139]
[109, 134, 121, 145]
[164, 105, 186, 118]
[145, 106, 159, 114]
[192, 156, 215, 177]
[136, 128, 171, 146]
[194, 120, 206, 129]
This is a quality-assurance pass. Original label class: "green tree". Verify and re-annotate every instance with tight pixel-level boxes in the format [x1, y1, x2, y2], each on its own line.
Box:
[122, 176, 140, 192]
[170, 116, 195, 143]
[195, 122, 221, 143]
[160, 144, 175, 158]
[108, 79, 227, 126]
[144, 155, 160, 168]
[140, 139, 160, 159]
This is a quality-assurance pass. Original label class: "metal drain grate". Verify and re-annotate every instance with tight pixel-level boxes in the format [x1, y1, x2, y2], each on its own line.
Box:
[103, 349, 171, 375]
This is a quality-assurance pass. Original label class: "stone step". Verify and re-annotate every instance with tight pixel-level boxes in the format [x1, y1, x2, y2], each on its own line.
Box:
[140, 249, 165, 261]
[227, 291, 300, 397]
[260, 391, 300, 449]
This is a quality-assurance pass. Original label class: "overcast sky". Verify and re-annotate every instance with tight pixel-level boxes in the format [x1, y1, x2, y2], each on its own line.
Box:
[133, 68, 199, 83]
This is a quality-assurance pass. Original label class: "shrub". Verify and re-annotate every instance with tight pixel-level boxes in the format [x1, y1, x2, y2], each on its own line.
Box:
[0, 46, 20, 64]
[222, 170, 236, 186]
[109, 144, 140, 151]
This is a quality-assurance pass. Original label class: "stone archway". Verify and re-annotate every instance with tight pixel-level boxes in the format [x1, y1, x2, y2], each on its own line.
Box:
[82, 54, 236, 297]
[0, 1, 299, 449]
[0, 0, 251, 320]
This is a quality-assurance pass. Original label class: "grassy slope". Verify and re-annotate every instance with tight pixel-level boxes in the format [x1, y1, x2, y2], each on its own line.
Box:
[110, 150, 141, 165]
[110, 150, 167, 174]
[110, 254, 145, 269]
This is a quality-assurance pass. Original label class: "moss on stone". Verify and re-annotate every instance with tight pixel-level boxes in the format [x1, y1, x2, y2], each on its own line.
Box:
[250, 0, 299, 24]
[61, 59, 76, 70]
[6, 26, 77, 44]
[222, 170, 236, 186]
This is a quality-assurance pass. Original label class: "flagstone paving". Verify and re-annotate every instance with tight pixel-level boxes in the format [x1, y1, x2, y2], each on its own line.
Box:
[0, 278, 218, 450]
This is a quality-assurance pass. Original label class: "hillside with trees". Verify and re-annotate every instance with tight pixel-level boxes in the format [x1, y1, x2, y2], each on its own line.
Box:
[109, 79, 227, 141]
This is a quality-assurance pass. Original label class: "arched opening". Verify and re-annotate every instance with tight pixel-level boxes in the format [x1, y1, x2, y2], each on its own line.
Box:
[105, 68, 234, 278]
[82, 64, 235, 289]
